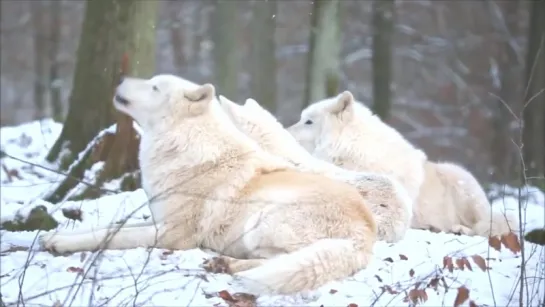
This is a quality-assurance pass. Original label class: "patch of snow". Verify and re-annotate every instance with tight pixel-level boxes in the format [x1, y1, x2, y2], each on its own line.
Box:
[1, 119, 544, 306]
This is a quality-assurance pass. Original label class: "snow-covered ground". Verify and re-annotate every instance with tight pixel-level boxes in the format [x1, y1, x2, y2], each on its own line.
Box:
[1, 119, 544, 307]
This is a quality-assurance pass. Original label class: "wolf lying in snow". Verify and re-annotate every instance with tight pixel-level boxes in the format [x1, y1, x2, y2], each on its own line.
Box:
[218, 95, 412, 243]
[288, 91, 518, 237]
[39, 74, 377, 296]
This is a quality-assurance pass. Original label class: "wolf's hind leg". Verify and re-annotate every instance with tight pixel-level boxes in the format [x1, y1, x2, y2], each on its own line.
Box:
[39, 225, 169, 254]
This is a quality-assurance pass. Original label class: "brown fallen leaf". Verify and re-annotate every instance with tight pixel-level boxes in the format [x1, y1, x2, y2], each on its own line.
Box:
[399, 254, 408, 260]
[404, 289, 428, 304]
[471, 255, 487, 272]
[383, 257, 394, 263]
[409, 268, 415, 277]
[462, 257, 473, 271]
[428, 277, 439, 290]
[488, 236, 502, 251]
[381, 285, 399, 294]
[455, 258, 465, 270]
[218, 290, 235, 302]
[469, 300, 479, 307]
[66, 266, 84, 274]
[329, 289, 338, 294]
[347, 304, 358, 307]
[453, 286, 470, 307]
[443, 256, 454, 273]
[501, 232, 522, 254]
[230, 293, 257, 307]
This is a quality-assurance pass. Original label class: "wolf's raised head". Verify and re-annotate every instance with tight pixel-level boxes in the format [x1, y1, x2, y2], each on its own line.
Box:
[287, 91, 367, 153]
[113, 74, 215, 130]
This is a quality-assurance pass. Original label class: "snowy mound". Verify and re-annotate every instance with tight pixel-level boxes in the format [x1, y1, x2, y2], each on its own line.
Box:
[1, 119, 544, 306]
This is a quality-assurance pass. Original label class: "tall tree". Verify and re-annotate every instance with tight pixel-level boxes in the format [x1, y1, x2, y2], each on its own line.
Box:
[522, 0, 545, 188]
[44, 0, 157, 202]
[48, 0, 63, 122]
[30, 1, 47, 120]
[211, 1, 238, 100]
[488, 0, 522, 183]
[250, 0, 277, 114]
[303, 0, 341, 107]
[169, 2, 186, 74]
[371, 0, 395, 121]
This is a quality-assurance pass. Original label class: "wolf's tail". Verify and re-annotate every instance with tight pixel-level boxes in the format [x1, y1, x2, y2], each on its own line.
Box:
[472, 210, 520, 237]
[234, 238, 372, 295]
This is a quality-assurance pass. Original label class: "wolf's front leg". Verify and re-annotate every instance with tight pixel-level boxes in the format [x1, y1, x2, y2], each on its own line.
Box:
[39, 225, 171, 254]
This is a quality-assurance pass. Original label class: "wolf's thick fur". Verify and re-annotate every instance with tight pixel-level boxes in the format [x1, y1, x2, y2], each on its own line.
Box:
[219, 96, 412, 242]
[39, 75, 377, 295]
[414, 161, 518, 236]
[288, 91, 517, 237]
[288, 91, 427, 202]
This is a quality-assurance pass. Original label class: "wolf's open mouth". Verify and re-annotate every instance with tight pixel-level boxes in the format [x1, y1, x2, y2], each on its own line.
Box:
[114, 94, 130, 105]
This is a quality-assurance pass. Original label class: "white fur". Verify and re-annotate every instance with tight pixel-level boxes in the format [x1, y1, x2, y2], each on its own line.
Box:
[219, 96, 413, 242]
[288, 91, 518, 237]
[40, 75, 377, 296]
[288, 92, 427, 202]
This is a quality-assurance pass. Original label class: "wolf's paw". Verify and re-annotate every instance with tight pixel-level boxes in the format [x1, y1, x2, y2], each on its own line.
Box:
[451, 224, 474, 236]
[201, 256, 233, 274]
[39, 232, 73, 255]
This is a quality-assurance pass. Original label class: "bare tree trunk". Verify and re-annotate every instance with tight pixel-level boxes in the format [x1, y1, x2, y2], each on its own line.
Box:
[211, 1, 238, 100]
[487, 0, 522, 183]
[30, 1, 47, 120]
[250, 0, 277, 114]
[371, 0, 395, 121]
[44, 0, 157, 203]
[48, 0, 63, 122]
[169, 2, 186, 74]
[303, 0, 341, 107]
[522, 0, 545, 189]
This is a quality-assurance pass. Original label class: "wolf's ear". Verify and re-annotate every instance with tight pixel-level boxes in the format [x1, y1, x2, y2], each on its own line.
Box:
[184, 83, 215, 103]
[328, 91, 354, 115]
[243, 98, 260, 109]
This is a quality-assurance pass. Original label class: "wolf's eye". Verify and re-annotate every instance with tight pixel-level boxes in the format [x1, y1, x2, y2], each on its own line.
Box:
[305, 119, 313, 125]
[152, 85, 159, 92]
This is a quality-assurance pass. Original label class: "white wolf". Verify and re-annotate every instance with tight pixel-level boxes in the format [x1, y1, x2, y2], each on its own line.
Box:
[218, 95, 412, 243]
[39, 75, 377, 295]
[288, 91, 518, 237]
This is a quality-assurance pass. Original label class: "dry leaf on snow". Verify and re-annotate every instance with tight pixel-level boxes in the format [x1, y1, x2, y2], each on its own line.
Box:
[470, 255, 487, 272]
[501, 232, 521, 254]
[453, 286, 470, 307]
[488, 236, 502, 251]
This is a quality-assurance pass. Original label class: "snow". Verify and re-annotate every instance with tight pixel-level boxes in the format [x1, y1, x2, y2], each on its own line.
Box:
[1, 119, 544, 307]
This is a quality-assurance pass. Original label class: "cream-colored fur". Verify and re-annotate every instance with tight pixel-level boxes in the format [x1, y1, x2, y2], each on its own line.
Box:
[218, 95, 412, 243]
[288, 91, 518, 237]
[39, 75, 377, 296]
[288, 91, 427, 202]
[414, 161, 519, 236]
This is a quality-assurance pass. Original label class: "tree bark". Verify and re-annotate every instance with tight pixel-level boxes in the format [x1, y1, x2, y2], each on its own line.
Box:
[250, 0, 277, 114]
[522, 0, 545, 188]
[30, 1, 47, 120]
[489, 0, 521, 183]
[169, 2, 186, 74]
[44, 0, 157, 202]
[46, 0, 122, 166]
[211, 1, 238, 100]
[303, 0, 341, 107]
[371, 0, 395, 121]
[48, 0, 63, 122]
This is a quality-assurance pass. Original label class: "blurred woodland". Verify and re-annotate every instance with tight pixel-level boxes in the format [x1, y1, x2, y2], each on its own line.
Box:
[0, 0, 543, 195]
